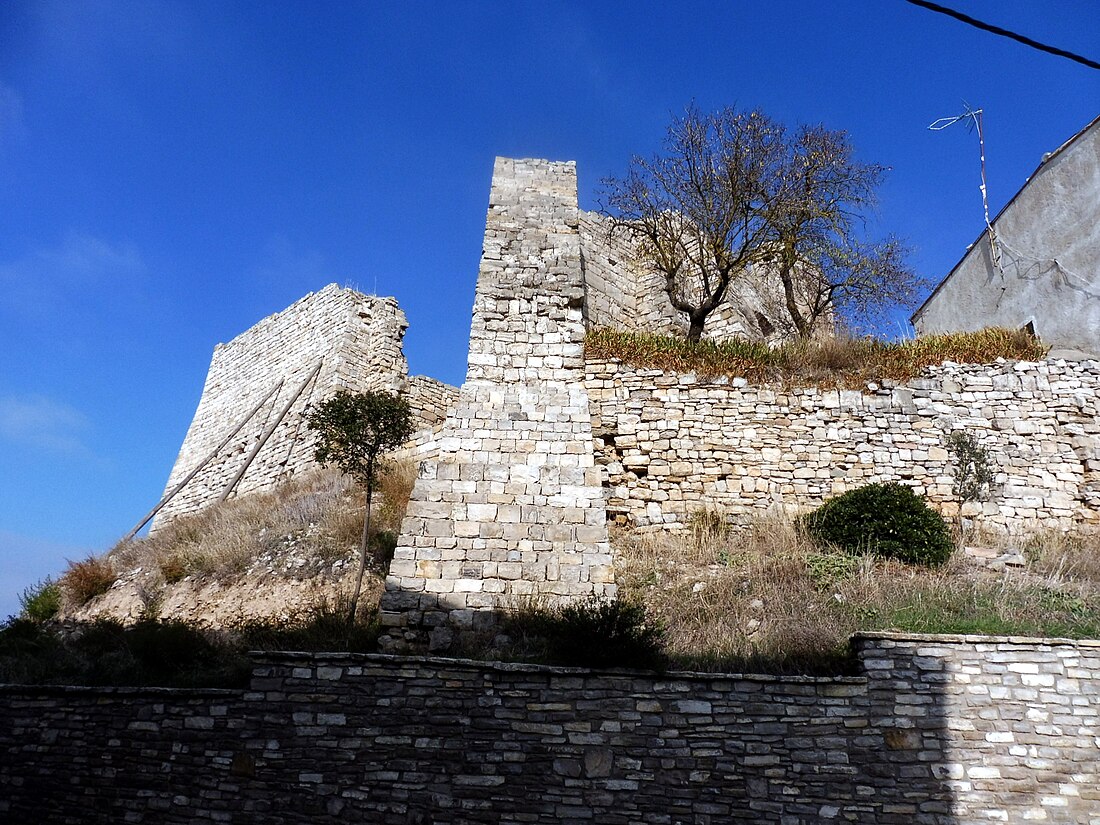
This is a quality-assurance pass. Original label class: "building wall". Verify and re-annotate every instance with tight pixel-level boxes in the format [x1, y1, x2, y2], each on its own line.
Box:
[406, 375, 461, 427]
[2, 633, 1097, 824]
[913, 118, 1100, 356]
[586, 357, 1100, 531]
[151, 285, 455, 531]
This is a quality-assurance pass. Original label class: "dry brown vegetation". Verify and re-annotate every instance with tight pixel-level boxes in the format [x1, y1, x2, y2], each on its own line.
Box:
[59, 556, 117, 609]
[58, 462, 416, 613]
[615, 516, 1100, 674]
[585, 327, 1048, 386]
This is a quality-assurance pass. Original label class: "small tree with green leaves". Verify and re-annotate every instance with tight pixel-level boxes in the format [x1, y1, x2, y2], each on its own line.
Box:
[307, 389, 413, 621]
[947, 431, 994, 504]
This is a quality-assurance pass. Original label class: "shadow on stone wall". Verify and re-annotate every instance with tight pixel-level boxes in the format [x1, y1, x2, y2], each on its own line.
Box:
[0, 628, 968, 825]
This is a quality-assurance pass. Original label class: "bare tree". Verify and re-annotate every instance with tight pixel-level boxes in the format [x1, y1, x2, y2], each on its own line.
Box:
[762, 124, 922, 338]
[602, 106, 923, 341]
[601, 106, 783, 341]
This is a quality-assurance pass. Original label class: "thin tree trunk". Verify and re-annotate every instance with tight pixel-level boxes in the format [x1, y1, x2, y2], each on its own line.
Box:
[348, 465, 374, 623]
[687, 317, 705, 342]
[779, 253, 810, 340]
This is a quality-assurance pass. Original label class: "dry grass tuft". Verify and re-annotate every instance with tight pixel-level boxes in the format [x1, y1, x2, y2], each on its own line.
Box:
[615, 516, 1100, 674]
[59, 556, 117, 608]
[1014, 530, 1100, 585]
[586, 327, 1047, 386]
[376, 459, 417, 535]
[105, 462, 417, 596]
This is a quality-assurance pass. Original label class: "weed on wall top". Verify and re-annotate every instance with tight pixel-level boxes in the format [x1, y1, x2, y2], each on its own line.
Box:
[585, 327, 1047, 386]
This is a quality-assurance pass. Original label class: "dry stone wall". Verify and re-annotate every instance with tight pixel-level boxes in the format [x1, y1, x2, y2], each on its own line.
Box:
[152, 285, 454, 530]
[587, 356, 1100, 531]
[406, 375, 461, 427]
[2, 633, 1097, 824]
[379, 159, 614, 651]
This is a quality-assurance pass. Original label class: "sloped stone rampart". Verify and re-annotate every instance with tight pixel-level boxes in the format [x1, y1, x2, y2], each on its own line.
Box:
[587, 357, 1100, 530]
[379, 159, 613, 649]
[1, 634, 1097, 823]
[152, 285, 454, 530]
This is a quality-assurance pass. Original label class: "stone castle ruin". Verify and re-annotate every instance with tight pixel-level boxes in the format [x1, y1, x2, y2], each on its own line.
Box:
[5, 159, 1098, 823]
[380, 159, 616, 650]
[150, 285, 457, 530]
[156, 156, 1100, 646]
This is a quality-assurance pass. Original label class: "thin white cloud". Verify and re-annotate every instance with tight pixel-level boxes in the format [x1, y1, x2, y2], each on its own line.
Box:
[0, 81, 27, 150]
[0, 394, 91, 453]
[0, 232, 145, 317]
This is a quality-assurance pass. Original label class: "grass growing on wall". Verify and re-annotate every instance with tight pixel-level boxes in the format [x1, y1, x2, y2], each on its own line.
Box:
[615, 519, 1100, 675]
[585, 327, 1048, 385]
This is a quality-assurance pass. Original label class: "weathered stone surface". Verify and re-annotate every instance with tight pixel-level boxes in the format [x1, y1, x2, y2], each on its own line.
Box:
[587, 357, 1100, 531]
[152, 285, 458, 529]
[379, 159, 613, 649]
[1, 633, 1097, 824]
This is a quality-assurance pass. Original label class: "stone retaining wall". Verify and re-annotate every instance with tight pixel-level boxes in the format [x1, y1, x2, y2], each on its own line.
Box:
[1, 633, 1097, 823]
[586, 356, 1100, 531]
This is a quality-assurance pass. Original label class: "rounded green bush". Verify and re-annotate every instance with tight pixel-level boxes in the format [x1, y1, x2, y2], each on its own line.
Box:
[802, 482, 954, 566]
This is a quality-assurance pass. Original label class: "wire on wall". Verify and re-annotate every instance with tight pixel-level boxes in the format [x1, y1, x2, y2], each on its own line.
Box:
[929, 106, 1002, 274]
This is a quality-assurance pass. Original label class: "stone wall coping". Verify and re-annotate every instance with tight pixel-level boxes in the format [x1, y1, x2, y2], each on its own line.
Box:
[853, 630, 1100, 648]
[248, 650, 868, 685]
[0, 683, 241, 698]
[585, 354, 1099, 386]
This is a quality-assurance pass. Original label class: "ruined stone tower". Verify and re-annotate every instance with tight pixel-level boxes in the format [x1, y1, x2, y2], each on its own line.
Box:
[379, 158, 615, 650]
[151, 285, 454, 530]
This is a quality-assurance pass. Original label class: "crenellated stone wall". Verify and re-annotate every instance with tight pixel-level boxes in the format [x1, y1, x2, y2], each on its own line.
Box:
[2, 633, 1097, 824]
[586, 356, 1100, 531]
[379, 159, 614, 651]
[151, 285, 456, 531]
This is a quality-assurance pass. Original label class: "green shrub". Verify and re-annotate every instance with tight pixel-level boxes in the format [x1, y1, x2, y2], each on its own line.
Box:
[506, 595, 665, 670]
[947, 430, 994, 502]
[804, 551, 862, 589]
[18, 578, 61, 623]
[801, 482, 954, 566]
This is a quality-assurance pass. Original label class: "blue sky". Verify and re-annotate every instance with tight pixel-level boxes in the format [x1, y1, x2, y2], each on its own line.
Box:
[1, 0, 1098, 618]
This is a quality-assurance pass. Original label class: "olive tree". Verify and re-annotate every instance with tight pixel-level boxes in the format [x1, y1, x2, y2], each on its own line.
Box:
[601, 105, 922, 340]
[307, 389, 412, 621]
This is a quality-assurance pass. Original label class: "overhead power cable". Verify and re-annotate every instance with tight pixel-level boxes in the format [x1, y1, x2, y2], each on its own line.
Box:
[902, 0, 1100, 71]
